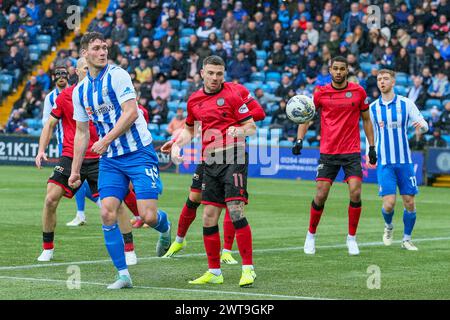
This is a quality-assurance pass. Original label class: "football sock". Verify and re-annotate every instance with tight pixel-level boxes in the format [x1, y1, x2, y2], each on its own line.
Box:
[382, 207, 394, 228]
[103, 223, 127, 271]
[74, 182, 86, 212]
[403, 208, 416, 240]
[124, 190, 140, 217]
[118, 269, 130, 277]
[223, 209, 235, 251]
[153, 210, 170, 233]
[203, 225, 221, 269]
[43, 232, 54, 250]
[233, 218, 253, 266]
[348, 201, 362, 236]
[175, 236, 184, 243]
[177, 197, 199, 238]
[83, 182, 98, 202]
[242, 265, 254, 271]
[309, 200, 324, 234]
[76, 210, 85, 220]
[122, 232, 134, 252]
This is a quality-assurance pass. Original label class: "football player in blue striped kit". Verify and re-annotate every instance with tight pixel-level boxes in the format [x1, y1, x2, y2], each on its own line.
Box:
[369, 69, 428, 251]
[69, 32, 171, 289]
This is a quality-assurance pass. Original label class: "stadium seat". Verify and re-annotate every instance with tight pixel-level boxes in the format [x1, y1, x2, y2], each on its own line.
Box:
[243, 82, 258, 92]
[169, 80, 181, 90]
[181, 80, 190, 90]
[265, 72, 281, 83]
[36, 34, 52, 45]
[262, 116, 272, 127]
[180, 28, 195, 38]
[30, 52, 40, 62]
[38, 42, 49, 52]
[179, 102, 187, 110]
[256, 50, 267, 60]
[425, 99, 442, 109]
[360, 62, 372, 74]
[149, 101, 157, 108]
[159, 124, 168, 133]
[442, 99, 450, 107]
[0, 82, 11, 93]
[442, 135, 450, 145]
[180, 37, 190, 50]
[256, 59, 265, 70]
[250, 72, 265, 82]
[168, 101, 179, 112]
[128, 37, 140, 47]
[266, 81, 280, 91]
[128, 27, 136, 38]
[395, 73, 409, 86]
[394, 85, 407, 96]
[279, 140, 293, 147]
[0, 74, 13, 86]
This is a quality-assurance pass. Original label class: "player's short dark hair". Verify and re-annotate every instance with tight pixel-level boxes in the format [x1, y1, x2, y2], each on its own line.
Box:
[54, 63, 67, 71]
[202, 55, 225, 69]
[330, 56, 348, 67]
[80, 32, 106, 50]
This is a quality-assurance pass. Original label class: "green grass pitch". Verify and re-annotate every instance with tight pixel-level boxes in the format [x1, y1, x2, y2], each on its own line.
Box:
[0, 165, 449, 300]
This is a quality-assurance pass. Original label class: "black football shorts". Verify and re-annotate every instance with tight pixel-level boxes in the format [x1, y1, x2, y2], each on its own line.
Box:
[48, 156, 99, 198]
[316, 153, 362, 184]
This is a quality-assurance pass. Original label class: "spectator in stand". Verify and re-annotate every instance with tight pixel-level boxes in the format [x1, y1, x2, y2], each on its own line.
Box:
[269, 22, 287, 46]
[284, 43, 301, 74]
[214, 1, 230, 29]
[305, 22, 319, 47]
[326, 30, 340, 57]
[166, 107, 186, 138]
[439, 101, 450, 134]
[221, 10, 238, 38]
[185, 4, 198, 29]
[3, 45, 24, 82]
[407, 76, 428, 110]
[287, 19, 303, 45]
[431, 14, 450, 40]
[254, 87, 282, 113]
[428, 71, 450, 100]
[196, 17, 217, 40]
[167, 7, 181, 31]
[240, 20, 261, 49]
[159, 47, 175, 76]
[381, 46, 395, 70]
[427, 106, 441, 134]
[275, 75, 294, 100]
[395, 48, 410, 74]
[408, 126, 427, 151]
[430, 50, 446, 75]
[135, 59, 152, 84]
[233, 1, 248, 23]
[140, 73, 153, 101]
[162, 27, 180, 52]
[242, 42, 257, 72]
[316, 65, 332, 87]
[195, 40, 212, 65]
[305, 59, 320, 85]
[428, 128, 448, 148]
[169, 51, 187, 81]
[186, 51, 200, 80]
[410, 46, 429, 76]
[36, 68, 50, 92]
[343, 2, 363, 33]
[228, 50, 252, 83]
[213, 41, 228, 64]
[265, 41, 286, 72]
[277, 2, 290, 29]
[151, 73, 171, 101]
[150, 96, 168, 125]
[6, 110, 27, 134]
[197, 0, 215, 26]
[185, 73, 203, 99]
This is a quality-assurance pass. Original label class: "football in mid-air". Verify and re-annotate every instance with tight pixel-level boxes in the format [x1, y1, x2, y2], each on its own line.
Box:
[285, 94, 316, 124]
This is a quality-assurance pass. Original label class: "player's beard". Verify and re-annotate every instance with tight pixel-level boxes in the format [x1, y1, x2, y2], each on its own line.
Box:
[332, 75, 347, 85]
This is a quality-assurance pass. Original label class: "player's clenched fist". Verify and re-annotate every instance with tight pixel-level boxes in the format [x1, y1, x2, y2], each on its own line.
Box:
[68, 173, 81, 189]
[368, 146, 377, 166]
[292, 139, 303, 155]
[161, 140, 174, 154]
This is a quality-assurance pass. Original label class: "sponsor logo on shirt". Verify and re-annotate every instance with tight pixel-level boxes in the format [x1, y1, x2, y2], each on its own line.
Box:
[345, 92, 353, 98]
[378, 121, 385, 128]
[238, 104, 249, 114]
[120, 86, 134, 98]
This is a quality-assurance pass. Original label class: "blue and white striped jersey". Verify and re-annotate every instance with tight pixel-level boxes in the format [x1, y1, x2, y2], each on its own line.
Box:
[42, 88, 64, 148]
[369, 94, 427, 165]
[72, 64, 152, 158]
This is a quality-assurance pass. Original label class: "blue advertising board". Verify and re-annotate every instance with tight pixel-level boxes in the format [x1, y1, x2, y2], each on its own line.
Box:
[426, 148, 450, 174]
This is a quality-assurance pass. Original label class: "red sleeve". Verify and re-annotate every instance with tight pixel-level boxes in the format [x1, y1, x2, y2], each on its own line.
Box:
[231, 95, 253, 123]
[51, 92, 64, 119]
[359, 87, 369, 112]
[186, 98, 195, 126]
[234, 83, 255, 105]
[138, 105, 149, 123]
[248, 99, 266, 121]
[313, 87, 322, 110]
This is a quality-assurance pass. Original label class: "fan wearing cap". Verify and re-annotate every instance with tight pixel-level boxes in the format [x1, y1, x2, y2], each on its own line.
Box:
[196, 17, 217, 40]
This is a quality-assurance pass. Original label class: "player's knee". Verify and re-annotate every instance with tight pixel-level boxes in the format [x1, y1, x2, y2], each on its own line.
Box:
[186, 196, 201, 209]
[232, 217, 248, 229]
[315, 189, 329, 204]
[349, 189, 361, 203]
[403, 197, 415, 212]
[45, 194, 60, 210]
[383, 202, 395, 212]
[100, 206, 117, 224]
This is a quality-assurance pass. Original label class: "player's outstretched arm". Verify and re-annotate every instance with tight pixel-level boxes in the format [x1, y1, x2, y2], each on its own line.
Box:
[362, 110, 377, 166]
[35, 117, 58, 169]
[292, 122, 310, 155]
[69, 121, 90, 189]
[171, 125, 195, 164]
[228, 118, 257, 138]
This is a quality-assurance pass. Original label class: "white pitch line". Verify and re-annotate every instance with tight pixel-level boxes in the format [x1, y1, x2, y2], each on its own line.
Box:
[0, 275, 334, 300]
[0, 236, 449, 272]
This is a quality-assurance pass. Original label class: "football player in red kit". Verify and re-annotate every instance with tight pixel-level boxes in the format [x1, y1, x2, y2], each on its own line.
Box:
[293, 56, 377, 255]
[170, 56, 259, 287]
[161, 83, 265, 265]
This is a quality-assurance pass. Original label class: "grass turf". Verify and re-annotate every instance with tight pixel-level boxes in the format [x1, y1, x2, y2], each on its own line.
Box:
[0, 165, 449, 300]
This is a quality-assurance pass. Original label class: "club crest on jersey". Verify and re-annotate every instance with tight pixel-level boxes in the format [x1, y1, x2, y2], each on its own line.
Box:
[217, 98, 225, 106]
[378, 121, 385, 128]
[238, 104, 249, 114]
[85, 106, 94, 117]
[345, 92, 352, 98]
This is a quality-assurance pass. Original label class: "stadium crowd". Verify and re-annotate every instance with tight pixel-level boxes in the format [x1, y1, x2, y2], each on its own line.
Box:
[1, 0, 450, 148]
